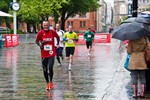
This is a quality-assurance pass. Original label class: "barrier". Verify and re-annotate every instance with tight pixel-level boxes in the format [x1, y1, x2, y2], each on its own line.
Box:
[95, 34, 111, 43]
[76, 33, 111, 44]
[12, 34, 19, 46]
[4, 34, 19, 47]
[76, 34, 85, 44]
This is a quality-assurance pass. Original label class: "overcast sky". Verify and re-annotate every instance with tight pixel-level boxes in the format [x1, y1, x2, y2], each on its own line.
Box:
[104, 0, 114, 7]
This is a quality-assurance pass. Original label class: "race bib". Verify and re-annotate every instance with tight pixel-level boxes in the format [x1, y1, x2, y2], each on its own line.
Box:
[87, 35, 91, 38]
[68, 39, 74, 44]
[44, 45, 52, 51]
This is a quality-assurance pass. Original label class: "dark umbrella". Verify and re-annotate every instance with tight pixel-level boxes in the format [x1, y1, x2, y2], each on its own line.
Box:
[111, 22, 150, 41]
[122, 17, 150, 24]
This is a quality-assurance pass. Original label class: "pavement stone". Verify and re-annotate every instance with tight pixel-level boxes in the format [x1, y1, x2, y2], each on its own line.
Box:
[0, 39, 150, 100]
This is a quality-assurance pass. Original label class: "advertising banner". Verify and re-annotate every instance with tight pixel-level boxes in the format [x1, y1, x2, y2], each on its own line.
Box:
[4, 34, 19, 47]
[76, 33, 111, 44]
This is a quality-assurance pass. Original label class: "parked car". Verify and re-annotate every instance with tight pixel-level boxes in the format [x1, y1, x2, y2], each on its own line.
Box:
[0, 27, 10, 34]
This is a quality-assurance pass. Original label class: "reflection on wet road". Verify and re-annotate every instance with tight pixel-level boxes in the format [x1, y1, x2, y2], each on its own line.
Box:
[0, 40, 150, 100]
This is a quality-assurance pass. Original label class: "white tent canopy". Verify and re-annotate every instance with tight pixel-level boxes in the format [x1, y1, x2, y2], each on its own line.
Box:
[0, 11, 13, 17]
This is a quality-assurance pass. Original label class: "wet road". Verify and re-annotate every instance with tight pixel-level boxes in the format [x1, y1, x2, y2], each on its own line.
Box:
[0, 39, 150, 100]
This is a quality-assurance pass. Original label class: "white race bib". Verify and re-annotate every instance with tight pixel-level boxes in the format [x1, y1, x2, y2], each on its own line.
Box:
[44, 45, 52, 51]
[87, 35, 91, 38]
[68, 39, 74, 44]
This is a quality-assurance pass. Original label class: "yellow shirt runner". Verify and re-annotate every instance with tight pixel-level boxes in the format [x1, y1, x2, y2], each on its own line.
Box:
[63, 32, 78, 47]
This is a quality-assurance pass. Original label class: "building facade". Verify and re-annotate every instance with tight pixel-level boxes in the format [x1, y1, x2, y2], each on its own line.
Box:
[49, 12, 96, 33]
[113, 0, 150, 26]
[114, 0, 128, 26]
[96, 0, 108, 32]
[139, 0, 150, 11]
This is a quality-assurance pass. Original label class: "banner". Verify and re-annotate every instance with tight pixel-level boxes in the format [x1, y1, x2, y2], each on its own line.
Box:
[12, 35, 19, 46]
[4, 34, 19, 47]
[76, 33, 111, 44]
[4, 34, 12, 47]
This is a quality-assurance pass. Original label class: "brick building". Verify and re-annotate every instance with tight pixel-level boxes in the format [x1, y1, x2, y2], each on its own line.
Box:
[49, 11, 96, 33]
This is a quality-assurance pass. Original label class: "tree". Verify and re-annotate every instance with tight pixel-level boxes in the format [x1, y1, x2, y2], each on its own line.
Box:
[17, 0, 62, 32]
[0, 0, 13, 28]
[118, 16, 128, 25]
[8, 0, 99, 32]
[58, 0, 100, 30]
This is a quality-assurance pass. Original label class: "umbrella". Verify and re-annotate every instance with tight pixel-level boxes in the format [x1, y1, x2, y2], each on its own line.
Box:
[122, 17, 150, 24]
[111, 22, 150, 41]
[0, 11, 13, 17]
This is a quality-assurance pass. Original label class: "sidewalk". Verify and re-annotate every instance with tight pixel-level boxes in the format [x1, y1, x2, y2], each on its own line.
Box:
[0, 39, 149, 100]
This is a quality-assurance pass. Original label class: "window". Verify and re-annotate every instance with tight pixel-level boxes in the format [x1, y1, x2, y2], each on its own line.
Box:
[67, 21, 74, 27]
[79, 21, 86, 28]
[79, 13, 86, 18]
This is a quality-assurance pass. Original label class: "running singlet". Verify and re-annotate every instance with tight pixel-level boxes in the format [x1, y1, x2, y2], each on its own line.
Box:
[36, 30, 59, 58]
[63, 32, 78, 47]
[84, 31, 94, 42]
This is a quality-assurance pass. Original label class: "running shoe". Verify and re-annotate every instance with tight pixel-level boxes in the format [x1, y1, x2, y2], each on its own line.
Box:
[46, 83, 49, 90]
[49, 82, 54, 90]
[88, 53, 90, 56]
[57, 63, 61, 67]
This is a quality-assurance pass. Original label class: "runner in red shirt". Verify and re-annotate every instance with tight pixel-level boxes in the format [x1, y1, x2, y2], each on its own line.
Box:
[36, 20, 60, 90]
[90, 25, 96, 34]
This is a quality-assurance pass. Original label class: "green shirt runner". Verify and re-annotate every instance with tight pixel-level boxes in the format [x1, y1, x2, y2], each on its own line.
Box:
[84, 31, 94, 42]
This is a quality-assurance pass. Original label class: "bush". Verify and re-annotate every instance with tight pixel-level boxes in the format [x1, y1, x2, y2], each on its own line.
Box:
[10, 29, 24, 34]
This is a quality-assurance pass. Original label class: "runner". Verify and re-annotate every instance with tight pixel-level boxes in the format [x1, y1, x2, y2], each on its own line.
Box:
[35, 20, 60, 90]
[63, 25, 78, 71]
[90, 25, 96, 34]
[84, 28, 94, 56]
[55, 24, 64, 67]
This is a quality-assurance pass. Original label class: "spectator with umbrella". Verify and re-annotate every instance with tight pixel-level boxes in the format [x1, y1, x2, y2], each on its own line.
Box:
[127, 36, 148, 98]
[111, 17, 150, 98]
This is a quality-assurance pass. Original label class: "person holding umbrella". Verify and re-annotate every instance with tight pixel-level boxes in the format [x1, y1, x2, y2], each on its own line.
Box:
[111, 17, 150, 98]
[145, 35, 150, 93]
[127, 36, 148, 98]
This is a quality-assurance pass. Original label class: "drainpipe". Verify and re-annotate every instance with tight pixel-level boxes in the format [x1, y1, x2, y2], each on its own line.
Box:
[128, 0, 132, 18]
[103, 0, 107, 32]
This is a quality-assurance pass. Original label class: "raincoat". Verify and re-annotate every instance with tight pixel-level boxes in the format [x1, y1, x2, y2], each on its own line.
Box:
[127, 36, 148, 70]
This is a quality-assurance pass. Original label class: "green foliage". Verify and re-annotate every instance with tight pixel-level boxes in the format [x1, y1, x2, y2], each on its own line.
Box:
[59, 0, 100, 30]
[10, 29, 24, 34]
[0, 0, 13, 28]
[118, 16, 128, 25]
[0, 1, 7, 11]
[146, 5, 150, 11]
[61, 0, 99, 18]
[18, 0, 62, 23]
[0, 0, 100, 31]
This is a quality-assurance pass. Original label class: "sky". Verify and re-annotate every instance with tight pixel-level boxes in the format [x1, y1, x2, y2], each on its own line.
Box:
[104, 0, 114, 7]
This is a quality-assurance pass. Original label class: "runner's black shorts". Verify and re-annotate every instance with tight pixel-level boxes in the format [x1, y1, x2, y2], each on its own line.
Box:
[65, 47, 75, 57]
[86, 41, 92, 49]
[41, 56, 55, 70]
[56, 47, 64, 56]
